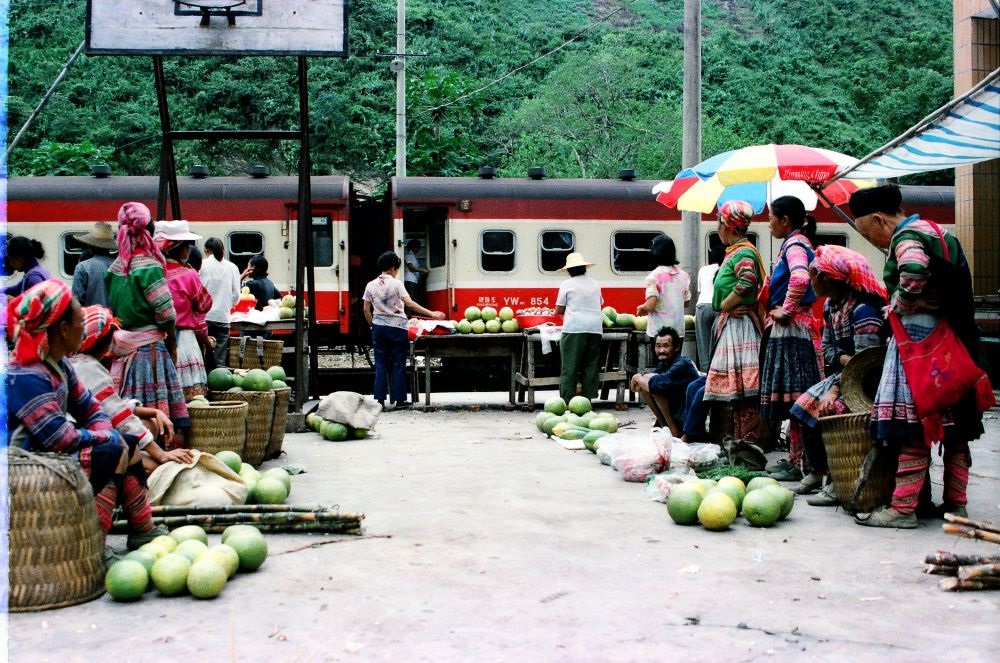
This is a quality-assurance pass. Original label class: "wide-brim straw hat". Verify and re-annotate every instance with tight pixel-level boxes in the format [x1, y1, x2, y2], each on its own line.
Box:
[559, 252, 595, 271]
[841, 345, 887, 413]
[71, 221, 118, 251]
[153, 219, 202, 242]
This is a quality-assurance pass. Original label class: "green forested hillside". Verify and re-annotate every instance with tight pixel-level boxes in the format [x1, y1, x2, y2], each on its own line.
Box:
[5, 0, 953, 186]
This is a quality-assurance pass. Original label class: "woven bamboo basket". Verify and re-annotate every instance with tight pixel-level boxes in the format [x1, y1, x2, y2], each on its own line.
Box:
[821, 412, 896, 513]
[186, 401, 248, 456]
[7, 448, 106, 611]
[208, 390, 275, 466]
[265, 387, 292, 460]
[228, 336, 284, 370]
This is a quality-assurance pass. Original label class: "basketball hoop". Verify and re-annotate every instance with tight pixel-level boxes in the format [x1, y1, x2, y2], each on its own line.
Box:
[174, 0, 258, 27]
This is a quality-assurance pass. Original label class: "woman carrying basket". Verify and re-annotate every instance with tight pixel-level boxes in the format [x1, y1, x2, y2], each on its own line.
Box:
[849, 185, 994, 528]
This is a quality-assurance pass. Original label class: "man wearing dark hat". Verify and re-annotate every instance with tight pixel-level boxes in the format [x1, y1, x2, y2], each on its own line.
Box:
[848, 184, 993, 528]
[71, 221, 117, 307]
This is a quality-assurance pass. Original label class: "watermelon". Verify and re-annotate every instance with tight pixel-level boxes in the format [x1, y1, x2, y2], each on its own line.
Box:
[266, 365, 286, 381]
[243, 369, 273, 392]
[207, 368, 233, 391]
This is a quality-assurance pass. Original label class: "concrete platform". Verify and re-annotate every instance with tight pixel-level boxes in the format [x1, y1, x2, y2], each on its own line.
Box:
[6, 395, 1000, 661]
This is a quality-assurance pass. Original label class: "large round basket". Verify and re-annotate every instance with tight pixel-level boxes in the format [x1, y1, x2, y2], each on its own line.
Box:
[820, 412, 896, 513]
[228, 336, 284, 370]
[7, 448, 105, 611]
[208, 390, 275, 466]
[265, 387, 292, 460]
[186, 401, 248, 456]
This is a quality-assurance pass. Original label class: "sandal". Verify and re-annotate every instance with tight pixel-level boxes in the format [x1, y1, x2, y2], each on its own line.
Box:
[792, 474, 823, 495]
[854, 506, 918, 529]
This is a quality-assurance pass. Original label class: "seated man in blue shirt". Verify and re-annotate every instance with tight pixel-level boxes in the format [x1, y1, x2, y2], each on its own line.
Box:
[629, 326, 700, 436]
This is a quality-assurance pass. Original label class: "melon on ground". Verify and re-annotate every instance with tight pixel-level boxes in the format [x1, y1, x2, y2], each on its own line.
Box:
[252, 476, 289, 505]
[175, 539, 209, 562]
[169, 525, 208, 545]
[227, 531, 269, 572]
[221, 524, 263, 545]
[742, 488, 783, 527]
[667, 484, 704, 525]
[215, 450, 242, 474]
[544, 397, 567, 416]
[568, 395, 592, 415]
[698, 492, 738, 531]
[199, 544, 241, 578]
[187, 558, 228, 599]
[150, 553, 192, 596]
[106, 560, 149, 601]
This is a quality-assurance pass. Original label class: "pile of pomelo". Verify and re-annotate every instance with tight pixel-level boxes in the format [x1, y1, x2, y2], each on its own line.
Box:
[217, 450, 293, 505]
[305, 413, 369, 441]
[206, 365, 288, 393]
[105, 524, 268, 602]
[456, 306, 520, 334]
[277, 294, 298, 320]
[535, 396, 619, 449]
[599, 306, 648, 332]
[666, 476, 794, 531]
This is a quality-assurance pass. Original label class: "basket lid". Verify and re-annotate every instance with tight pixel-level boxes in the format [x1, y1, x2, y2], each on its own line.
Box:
[841, 345, 887, 414]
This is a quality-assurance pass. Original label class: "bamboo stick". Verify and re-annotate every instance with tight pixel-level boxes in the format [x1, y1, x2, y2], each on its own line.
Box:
[151, 504, 328, 515]
[943, 513, 1000, 535]
[941, 523, 1000, 545]
[112, 510, 363, 533]
[939, 576, 1000, 592]
[957, 563, 1000, 581]
[924, 564, 958, 576]
[923, 552, 1000, 566]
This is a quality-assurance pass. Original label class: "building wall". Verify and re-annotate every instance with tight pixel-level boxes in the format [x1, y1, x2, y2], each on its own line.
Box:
[954, 1, 1000, 296]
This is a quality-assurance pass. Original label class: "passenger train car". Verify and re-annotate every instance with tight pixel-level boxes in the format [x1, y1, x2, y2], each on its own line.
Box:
[5, 173, 955, 343]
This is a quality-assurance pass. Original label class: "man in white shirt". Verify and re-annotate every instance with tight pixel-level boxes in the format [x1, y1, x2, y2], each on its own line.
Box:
[403, 239, 429, 303]
[199, 237, 242, 369]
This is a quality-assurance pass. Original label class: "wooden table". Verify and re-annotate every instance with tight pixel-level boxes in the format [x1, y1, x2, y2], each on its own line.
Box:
[514, 331, 630, 407]
[409, 333, 523, 408]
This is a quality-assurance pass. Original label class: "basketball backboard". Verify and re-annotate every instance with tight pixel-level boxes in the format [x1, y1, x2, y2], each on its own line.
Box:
[86, 0, 348, 56]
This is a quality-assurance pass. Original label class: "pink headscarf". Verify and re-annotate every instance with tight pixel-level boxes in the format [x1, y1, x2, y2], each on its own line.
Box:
[811, 245, 887, 302]
[7, 279, 74, 365]
[718, 200, 755, 234]
[116, 202, 165, 275]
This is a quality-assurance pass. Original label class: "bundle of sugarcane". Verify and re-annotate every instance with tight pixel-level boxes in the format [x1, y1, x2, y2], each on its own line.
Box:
[941, 513, 1000, 545]
[112, 504, 364, 535]
[924, 551, 1000, 575]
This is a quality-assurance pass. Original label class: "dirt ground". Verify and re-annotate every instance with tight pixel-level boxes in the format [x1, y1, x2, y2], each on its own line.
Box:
[6, 392, 1000, 662]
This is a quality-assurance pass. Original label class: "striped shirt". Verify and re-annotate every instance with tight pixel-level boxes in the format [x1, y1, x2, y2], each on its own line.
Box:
[886, 215, 963, 316]
[768, 230, 817, 313]
[68, 354, 154, 449]
[105, 253, 177, 331]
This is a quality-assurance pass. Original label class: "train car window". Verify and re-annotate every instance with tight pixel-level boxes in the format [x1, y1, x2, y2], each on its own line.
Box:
[813, 233, 847, 248]
[312, 216, 333, 267]
[480, 230, 515, 272]
[60, 233, 86, 278]
[428, 216, 446, 268]
[612, 231, 664, 273]
[227, 232, 264, 273]
[540, 230, 575, 273]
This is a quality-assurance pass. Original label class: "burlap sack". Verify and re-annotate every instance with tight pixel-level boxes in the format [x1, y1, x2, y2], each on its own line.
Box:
[147, 451, 249, 507]
[315, 391, 382, 430]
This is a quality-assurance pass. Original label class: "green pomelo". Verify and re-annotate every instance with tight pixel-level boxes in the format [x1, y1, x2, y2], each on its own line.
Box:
[717, 476, 747, 493]
[150, 535, 178, 553]
[464, 306, 482, 321]
[471, 319, 486, 334]
[215, 450, 242, 474]
[278, 307, 295, 320]
[456, 319, 473, 334]
[199, 544, 240, 578]
[481, 306, 498, 321]
[227, 532, 269, 572]
[123, 549, 157, 575]
[150, 553, 192, 596]
[762, 485, 796, 520]
[207, 368, 233, 391]
[712, 483, 746, 513]
[252, 476, 289, 505]
[568, 395, 592, 416]
[322, 421, 348, 442]
[272, 380, 288, 390]
[543, 397, 567, 416]
[243, 368, 273, 392]
[137, 543, 169, 560]
[263, 467, 292, 494]
[186, 558, 228, 599]
[174, 539, 209, 562]
[353, 427, 368, 439]
[169, 525, 208, 546]
[239, 465, 262, 482]
[699, 478, 718, 492]
[601, 306, 618, 323]
[221, 524, 263, 545]
[280, 295, 297, 308]
[742, 488, 783, 527]
[697, 491, 738, 531]
[667, 485, 704, 525]
[746, 476, 780, 492]
[306, 413, 321, 430]
[500, 319, 519, 333]
[499, 306, 514, 321]
[266, 365, 286, 381]
[484, 319, 502, 333]
[105, 560, 149, 601]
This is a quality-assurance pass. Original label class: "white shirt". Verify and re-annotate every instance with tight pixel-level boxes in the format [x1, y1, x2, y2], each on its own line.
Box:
[200, 255, 242, 324]
[404, 250, 421, 284]
[556, 274, 603, 334]
[696, 264, 720, 306]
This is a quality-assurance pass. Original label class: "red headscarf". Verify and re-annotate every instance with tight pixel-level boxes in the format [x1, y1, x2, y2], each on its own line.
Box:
[7, 279, 74, 365]
[78, 305, 122, 355]
[116, 201, 165, 275]
[718, 200, 755, 235]
[811, 244, 887, 302]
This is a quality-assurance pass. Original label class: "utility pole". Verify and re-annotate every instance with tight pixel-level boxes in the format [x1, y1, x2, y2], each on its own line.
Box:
[681, 0, 702, 302]
[395, 0, 407, 177]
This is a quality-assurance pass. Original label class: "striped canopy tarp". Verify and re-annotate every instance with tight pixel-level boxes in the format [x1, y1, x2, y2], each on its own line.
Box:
[833, 67, 1000, 181]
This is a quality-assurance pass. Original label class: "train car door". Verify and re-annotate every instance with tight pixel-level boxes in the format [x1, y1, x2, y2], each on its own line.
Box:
[309, 211, 349, 332]
[400, 205, 450, 312]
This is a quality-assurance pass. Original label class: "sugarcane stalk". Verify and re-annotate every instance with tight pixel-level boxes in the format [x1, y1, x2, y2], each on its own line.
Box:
[939, 576, 1000, 592]
[923, 551, 1000, 566]
[943, 513, 1000, 535]
[957, 563, 1000, 580]
[942, 523, 1000, 544]
[112, 510, 363, 533]
[151, 504, 327, 515]
[924, 564, 958, 576]
[199, 522, 363, 535]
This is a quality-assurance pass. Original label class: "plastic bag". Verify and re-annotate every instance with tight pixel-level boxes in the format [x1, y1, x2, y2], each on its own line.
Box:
[687, 442, 723, 472]
[595, 433, 626, 466]
[644, 468, 696, 502]
[612, 431, 672, 482]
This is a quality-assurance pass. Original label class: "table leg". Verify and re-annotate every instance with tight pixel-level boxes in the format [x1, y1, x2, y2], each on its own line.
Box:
[527, 339, 537, 407]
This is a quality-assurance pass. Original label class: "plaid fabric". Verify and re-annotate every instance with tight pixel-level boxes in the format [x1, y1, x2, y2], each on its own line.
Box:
[79, 305, 121, 354]
[812, 244, 887, 301]
[69, 353, 154, 449]
[115, 338, 191, 433]
[718, 200, 754, 234]
[760, 318, 823, 422]
[116, 202, 165, 275]
[8, 279, 73, 365]
[705, 312, 762, 401]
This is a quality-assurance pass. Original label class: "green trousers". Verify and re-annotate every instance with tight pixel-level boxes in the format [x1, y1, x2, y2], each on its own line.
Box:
[559, 332, 602, 402]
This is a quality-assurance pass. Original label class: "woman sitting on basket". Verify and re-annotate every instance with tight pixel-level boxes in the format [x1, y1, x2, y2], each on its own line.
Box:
[785, 245, 887, 504]
[5, 280, 132, 539]
[104, 202, 190, 447]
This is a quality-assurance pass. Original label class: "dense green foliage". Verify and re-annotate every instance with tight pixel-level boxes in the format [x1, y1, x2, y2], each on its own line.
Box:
[6, 0, 954, 186]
